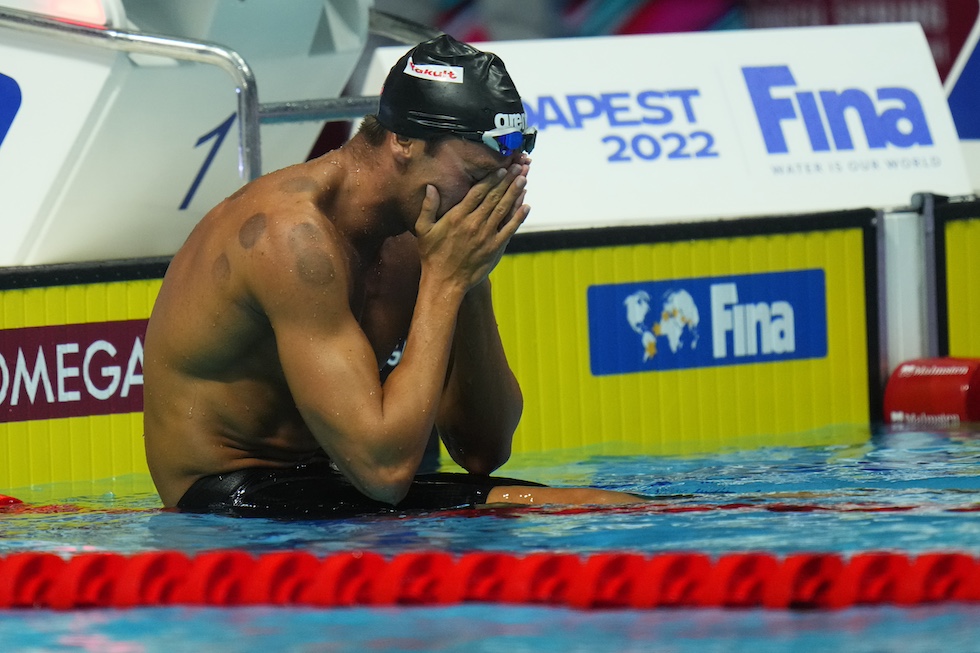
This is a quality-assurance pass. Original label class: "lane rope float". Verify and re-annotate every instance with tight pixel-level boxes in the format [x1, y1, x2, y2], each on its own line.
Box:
[1, 550, 978, 610]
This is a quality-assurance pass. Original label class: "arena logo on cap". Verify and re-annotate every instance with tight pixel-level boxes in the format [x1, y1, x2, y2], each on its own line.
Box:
[404, 57, 464, 84]
[495, 112, 527, 130]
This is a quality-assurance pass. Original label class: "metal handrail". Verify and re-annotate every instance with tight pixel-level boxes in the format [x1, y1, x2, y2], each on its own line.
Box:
[260, 96, 380, 125]
[0, 6, 440, 180]
[0, 5, 262, 179]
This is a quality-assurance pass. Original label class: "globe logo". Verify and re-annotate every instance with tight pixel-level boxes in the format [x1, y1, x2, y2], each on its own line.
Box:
[624, 289, 700, 362]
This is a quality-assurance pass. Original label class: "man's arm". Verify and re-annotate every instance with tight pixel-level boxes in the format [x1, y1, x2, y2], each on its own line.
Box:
[259, 170, 528, 505]
[437, 279, 522, 474]
[436, 156, 531, 474]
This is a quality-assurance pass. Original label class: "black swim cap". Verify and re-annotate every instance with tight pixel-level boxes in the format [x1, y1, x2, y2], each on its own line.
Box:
[377, 34, 528, 142]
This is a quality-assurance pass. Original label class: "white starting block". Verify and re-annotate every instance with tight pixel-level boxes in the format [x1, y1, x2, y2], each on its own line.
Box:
[0, 0, 373, 265]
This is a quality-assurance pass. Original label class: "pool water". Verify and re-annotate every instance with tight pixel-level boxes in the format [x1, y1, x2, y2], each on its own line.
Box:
[1, 426, 979, 652]
[3, 604, 980, 653]
[2, 427, 978, 557]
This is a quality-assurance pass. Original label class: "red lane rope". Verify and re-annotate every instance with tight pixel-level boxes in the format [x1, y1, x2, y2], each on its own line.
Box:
[1, 550, 978, 610]
[0, 495, 22, 507]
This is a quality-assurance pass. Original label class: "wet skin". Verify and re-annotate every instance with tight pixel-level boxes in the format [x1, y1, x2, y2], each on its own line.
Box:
[143, 129, 643, 509]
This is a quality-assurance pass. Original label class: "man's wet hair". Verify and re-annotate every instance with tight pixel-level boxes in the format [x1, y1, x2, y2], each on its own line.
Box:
[357, 114, 388, 147]
[357, 114, 451, 155]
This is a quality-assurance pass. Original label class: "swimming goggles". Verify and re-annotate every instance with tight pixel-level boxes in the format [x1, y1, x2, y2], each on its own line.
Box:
[462, 126, 537, 156]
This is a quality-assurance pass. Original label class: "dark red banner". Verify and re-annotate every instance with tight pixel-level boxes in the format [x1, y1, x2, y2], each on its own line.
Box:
[743, 0, 979, 79]
[0, 320, 147, 423]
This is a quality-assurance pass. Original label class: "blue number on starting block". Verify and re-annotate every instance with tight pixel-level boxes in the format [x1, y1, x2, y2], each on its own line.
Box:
[0, 72, 22, 149]
[180, 112, 236, 210]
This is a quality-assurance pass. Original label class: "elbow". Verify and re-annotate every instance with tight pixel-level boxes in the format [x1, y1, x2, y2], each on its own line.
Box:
[485, 440, 513, 473]
[452, 438, 512, 476]
[471, 449, 510, 476]
[356, 463, 417, 506]
[472, 432, 513, 474]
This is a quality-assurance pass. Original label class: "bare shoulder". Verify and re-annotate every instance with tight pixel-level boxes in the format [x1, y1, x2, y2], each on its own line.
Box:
[226, 165, 352, 318]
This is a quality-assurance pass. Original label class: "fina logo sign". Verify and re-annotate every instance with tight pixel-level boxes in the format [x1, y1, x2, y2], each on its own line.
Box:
[0, 71, 21, 149]
[587, 270, 827, 375]
[743, 65, 933, 155]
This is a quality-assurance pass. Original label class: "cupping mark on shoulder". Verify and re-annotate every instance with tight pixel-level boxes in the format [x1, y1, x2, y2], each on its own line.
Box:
[279, 176, 320, 194]
[289, 222, 335, 287]
[239, 212, 268, 249]
[212, 252, 231, 282]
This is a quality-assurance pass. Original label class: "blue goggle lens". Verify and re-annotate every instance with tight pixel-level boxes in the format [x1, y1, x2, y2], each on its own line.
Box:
[471, 128, 537, 156]
[493, 130, 528, 155]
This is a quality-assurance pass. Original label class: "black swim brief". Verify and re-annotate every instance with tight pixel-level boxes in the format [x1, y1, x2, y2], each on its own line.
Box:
[176, 462, 545, 519]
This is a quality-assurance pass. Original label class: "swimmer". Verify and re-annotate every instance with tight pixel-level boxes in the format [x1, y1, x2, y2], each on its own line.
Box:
[142, 35, 644, 518]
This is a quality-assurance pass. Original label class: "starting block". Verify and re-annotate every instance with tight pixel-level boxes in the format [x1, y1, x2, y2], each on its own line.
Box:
[0, 0, 372, 265]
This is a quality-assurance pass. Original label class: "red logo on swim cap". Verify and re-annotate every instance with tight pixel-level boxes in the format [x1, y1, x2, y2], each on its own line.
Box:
[404, 57, 464, 84]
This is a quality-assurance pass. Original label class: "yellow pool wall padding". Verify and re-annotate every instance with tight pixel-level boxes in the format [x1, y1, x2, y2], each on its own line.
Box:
[0, 280, 161, 488]
[945, 217, 980, 357]
[488, 228, 871, 458]
[2, 225, 876, 487]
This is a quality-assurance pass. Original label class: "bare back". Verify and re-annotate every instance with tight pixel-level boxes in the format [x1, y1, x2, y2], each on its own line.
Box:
[143, 160, 419, 507]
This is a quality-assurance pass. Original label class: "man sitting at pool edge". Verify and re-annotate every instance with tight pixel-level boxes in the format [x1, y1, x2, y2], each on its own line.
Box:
[142, 34, 644, 518]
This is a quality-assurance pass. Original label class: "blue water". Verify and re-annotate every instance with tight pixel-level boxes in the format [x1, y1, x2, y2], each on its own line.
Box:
[2, 428, 978, 557]
[2, 605, 980, 653]
[2, 426, 980, 652]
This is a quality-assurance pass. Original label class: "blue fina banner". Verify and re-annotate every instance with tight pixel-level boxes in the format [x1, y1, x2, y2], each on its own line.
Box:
[587, 269, 827, 375]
